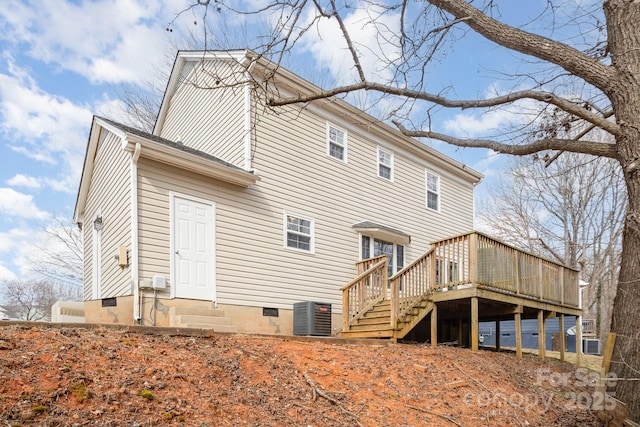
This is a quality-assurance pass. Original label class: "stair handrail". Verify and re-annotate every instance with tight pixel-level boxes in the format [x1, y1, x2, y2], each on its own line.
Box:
[390, 247, 435, 329]
[341, 257, 388, 331]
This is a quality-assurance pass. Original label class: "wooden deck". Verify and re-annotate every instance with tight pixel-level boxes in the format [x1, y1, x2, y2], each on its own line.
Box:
[340, 232, 582, 360]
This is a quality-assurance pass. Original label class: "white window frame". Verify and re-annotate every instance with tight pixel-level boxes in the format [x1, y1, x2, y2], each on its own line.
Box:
[326, 122, 347, 162]
[283, 211, 315, 254]
[377, 147, 394, 181]
[360, 234, 405, 276]
[426, 170, 441, 212]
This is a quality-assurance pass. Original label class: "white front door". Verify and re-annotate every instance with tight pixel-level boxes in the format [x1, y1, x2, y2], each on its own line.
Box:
[172, 195, 215, 300]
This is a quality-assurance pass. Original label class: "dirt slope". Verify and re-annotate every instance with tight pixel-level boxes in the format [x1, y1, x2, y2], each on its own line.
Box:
[0, 324, 601, 426]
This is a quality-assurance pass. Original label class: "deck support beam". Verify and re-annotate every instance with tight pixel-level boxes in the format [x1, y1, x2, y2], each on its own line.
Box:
[515, 311, 522, 359]
[431, 303, 438, 348]
[538, 309, 546, 360]
[559, 314, 565, 362]
[471, 297, 479, 351]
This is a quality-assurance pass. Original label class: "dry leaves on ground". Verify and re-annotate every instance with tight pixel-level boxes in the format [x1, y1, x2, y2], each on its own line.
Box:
[0, 324, 601, 426]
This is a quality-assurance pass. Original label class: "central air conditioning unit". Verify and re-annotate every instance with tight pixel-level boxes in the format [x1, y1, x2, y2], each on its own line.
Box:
[293, 301, 332, 336]
[583, 338, 601, 355]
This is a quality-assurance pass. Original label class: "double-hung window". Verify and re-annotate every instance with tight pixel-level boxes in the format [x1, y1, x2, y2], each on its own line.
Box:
[426, 170, 440, 211]
[377, 147, 393, 180]
[327, 123, 347, 162]
[284, 212, 314, 253]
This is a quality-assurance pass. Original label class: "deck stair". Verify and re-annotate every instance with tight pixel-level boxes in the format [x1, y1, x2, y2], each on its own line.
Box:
[341, 298, 434, 339]
[169, 306, 238, 333]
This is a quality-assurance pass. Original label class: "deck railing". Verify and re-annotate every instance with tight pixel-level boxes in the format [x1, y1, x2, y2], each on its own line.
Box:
[582, 318, 597, 337]
[389, 248, 434, 326]
[341, 256, 388, 330]
[473, 233, 579, 306]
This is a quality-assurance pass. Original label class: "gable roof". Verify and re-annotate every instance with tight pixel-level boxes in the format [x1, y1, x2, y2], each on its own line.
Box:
[154, 50, 483, 185]
[73, 116, 259, 224]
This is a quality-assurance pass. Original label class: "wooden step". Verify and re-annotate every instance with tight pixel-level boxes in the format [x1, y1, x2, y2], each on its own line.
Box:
[370, 303, 391, 311]
[355, 316, 392, 326]
[340, 329, 394, 339]
[348, 323, 396, 332]
[362, 310, 391, 319]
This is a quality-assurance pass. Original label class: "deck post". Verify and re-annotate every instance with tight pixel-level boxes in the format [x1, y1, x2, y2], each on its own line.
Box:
[515, 311, 522, 359]
[469, 233, 478, 284]
[495, 320, 501, 351]
[471, 297, 479, 352]
[559, 314, 566, 362]
[431, 303, 438, 348]
[390, 278, 398, 337]
[575, 316, 582, 367]
[458, 318, 463, 346]
[342, 288, 349, 333]
[538, 309, 546, 360]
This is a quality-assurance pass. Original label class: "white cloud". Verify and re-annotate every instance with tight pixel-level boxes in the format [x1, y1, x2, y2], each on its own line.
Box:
[0, 59, 94, 192]
[0, 263, 17, 282]
[298, 2, 401, 85]
[0, 188, 49, 219]
[0, 0, 172, 85]
[442, 83, 541, 138]
[7, 174, 41, 189]
[444, 109, 520, 136]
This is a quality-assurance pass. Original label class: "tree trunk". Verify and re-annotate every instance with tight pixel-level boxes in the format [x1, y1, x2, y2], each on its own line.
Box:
[610, 186, 640, 421]
[605, 0, 640, 421]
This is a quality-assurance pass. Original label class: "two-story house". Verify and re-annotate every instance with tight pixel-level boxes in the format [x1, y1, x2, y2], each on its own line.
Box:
[73, 50, 480, 334]
[74, 50, 580, 349]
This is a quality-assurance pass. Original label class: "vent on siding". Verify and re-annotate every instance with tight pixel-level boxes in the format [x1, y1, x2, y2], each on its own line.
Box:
[101, 297, 117, 307]
[293, 302, 332, 336]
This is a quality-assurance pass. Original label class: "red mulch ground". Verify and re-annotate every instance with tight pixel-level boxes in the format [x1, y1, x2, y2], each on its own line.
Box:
[0, 324, 602, 426]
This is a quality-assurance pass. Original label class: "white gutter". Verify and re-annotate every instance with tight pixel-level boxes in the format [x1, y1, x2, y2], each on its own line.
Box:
[131, 142, 141, 321]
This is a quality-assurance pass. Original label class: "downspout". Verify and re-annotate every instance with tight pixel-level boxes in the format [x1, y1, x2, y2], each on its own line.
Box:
[243, 74, 252, 171]
[131, 143, 141, 321]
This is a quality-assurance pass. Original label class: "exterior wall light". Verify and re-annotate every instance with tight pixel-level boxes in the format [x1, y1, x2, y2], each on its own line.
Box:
[93, 216, 103, 231]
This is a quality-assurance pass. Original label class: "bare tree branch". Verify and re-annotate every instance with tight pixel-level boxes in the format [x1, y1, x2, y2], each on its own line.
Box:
[392, 120, 618, 158]
[428, 0, 614, 91]
[268, 82, 619, 135]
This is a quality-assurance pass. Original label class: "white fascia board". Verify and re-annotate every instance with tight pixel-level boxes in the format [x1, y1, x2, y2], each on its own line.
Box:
[95, 117, 126, 140]
[153, 54, 185, 136]
[73, 118, 104, 225]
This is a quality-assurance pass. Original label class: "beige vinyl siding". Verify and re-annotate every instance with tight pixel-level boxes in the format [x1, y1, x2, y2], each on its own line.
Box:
[158, 59, 245, 167]
[83, 129, 132, 299]
[136, 106, 474, 312]
[253, 106, 475, 246]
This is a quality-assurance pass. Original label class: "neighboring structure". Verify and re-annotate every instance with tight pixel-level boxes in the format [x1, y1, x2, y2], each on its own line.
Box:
[73, 50, 482, 334]
[51, 301, 86, 323]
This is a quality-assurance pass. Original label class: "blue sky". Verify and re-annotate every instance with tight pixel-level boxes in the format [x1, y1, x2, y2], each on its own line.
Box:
[0, 0, 596, 282]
